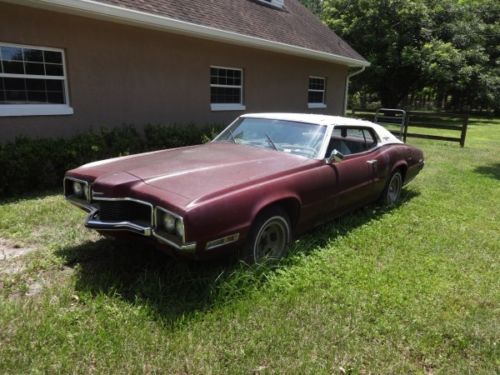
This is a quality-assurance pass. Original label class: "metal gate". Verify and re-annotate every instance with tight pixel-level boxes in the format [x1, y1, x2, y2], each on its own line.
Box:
[374, 108, 407, 140]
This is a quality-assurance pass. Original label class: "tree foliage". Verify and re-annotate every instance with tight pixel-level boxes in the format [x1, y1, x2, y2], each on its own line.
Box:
[311, 0, 499, 112]
[299, 0, 323, 16]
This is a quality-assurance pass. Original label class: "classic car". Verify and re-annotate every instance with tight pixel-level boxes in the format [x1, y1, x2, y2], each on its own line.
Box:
[64, 113, 424, 263]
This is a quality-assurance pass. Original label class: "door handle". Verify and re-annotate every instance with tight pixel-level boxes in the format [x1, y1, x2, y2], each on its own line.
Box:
[367, 160, 378, 165]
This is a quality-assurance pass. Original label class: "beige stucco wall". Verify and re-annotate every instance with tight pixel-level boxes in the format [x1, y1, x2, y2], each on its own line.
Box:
[0, 2, 348, 142]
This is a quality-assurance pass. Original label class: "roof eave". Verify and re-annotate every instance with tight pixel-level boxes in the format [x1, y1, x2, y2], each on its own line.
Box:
[9, 0, 370, 67]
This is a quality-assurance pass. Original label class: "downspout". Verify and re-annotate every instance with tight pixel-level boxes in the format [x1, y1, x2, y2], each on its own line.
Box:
[344, 66, 366, 115]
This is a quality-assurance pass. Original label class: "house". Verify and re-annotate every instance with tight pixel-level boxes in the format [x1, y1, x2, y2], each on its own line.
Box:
[0, 0, 368, 141]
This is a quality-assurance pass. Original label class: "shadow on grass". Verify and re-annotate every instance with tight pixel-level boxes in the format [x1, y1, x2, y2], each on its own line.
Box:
[55, 189, 419, 325]
[468, 117, 500, 125]
[474, 163, 500, 180]
[0, 189, 62, 206]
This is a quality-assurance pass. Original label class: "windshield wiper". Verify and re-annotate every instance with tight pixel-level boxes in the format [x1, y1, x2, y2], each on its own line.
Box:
[265, 133, 278, 151]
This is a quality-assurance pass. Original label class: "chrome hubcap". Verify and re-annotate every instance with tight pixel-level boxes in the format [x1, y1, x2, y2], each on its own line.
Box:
[254, 218, 287, 261]
[387, 174, 402, 204]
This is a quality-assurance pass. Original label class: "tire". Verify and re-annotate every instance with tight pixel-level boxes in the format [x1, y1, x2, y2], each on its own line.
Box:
[239, 207, 292, 264]
[380, 170, 403, 206]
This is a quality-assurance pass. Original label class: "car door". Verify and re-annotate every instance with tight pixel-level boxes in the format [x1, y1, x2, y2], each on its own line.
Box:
[325, 126, 381, 214]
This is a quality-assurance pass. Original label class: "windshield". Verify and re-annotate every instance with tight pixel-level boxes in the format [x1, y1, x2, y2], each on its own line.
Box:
[214, 117, 327, 159]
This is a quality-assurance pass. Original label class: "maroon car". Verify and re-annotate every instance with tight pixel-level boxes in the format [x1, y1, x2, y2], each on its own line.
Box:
[64, 113, 424, 263]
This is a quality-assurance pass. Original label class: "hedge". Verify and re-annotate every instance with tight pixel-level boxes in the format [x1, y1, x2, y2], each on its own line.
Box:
[0, 124, 223, 198]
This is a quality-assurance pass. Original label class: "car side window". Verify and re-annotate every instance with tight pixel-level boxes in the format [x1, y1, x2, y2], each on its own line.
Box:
[328, 127, 378, 156]
[347, 128, 364, 140]
[363, 128, 377, 149]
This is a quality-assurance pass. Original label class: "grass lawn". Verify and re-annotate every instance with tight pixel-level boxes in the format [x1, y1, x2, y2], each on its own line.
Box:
[0, 117, 499, 374]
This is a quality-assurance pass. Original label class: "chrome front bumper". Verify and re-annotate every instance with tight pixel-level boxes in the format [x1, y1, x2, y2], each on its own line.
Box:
[66, 196, 196, 252]
[84, 208, 197, 252]
[85, 209, 153, 236]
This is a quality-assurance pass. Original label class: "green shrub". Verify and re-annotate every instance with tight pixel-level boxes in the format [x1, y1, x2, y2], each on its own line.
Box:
[0, 124, 223, 198]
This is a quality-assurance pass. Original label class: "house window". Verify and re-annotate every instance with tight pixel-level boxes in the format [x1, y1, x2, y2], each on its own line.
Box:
[0, 42, 73, 117]
[308, 76, 327, 109]
[210, 66, 245, 111]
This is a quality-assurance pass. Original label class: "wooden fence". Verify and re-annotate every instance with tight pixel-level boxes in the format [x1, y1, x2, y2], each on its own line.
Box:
[350, 109, 469, 147]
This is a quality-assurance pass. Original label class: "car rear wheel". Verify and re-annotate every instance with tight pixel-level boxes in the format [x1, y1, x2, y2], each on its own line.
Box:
[381, 170, 403, 206]
[240, 207, 291, 264]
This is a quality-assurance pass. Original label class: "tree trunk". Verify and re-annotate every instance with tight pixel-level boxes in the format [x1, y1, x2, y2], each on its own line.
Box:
[361, 92, 367, 110]
[380, 91, 401, 108]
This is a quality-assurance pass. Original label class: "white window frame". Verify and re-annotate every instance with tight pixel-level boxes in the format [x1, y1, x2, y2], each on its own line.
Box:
[308, 75, 327, 109]
[0, 42, 73, 117]
[257, 0, 285, 9]
[210, 65, 246, 112]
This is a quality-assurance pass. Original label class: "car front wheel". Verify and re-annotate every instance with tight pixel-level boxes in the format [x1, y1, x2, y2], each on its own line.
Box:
[240, 207, 291, 264]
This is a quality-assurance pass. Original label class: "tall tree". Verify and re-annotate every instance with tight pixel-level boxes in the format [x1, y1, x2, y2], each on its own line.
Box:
[322, 0, 433, 107]
[321, 0, 499, 111]
[299, 0, 324, 16]
[425, 0, 499, 111]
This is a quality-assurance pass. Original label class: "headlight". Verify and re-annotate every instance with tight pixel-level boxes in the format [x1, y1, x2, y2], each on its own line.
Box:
[83, 185, 90, 201]
[73, 181, 83, 197]
[163, 214, 176, 232]
[175, 220, 185, 238]
[155, 208, 186, 242]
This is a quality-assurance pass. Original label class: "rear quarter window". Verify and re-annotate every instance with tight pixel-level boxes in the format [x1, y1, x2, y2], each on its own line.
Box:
[363, 128, 377, 149]
[330, 126, 379, 155]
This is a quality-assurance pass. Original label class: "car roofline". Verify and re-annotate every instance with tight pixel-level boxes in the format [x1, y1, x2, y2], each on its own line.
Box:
[241, 112, 377, 127]
[241, 113, 404, 146]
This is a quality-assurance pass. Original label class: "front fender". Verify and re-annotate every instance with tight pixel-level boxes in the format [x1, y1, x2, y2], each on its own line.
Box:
[250, 192, 302, 227]
[185, 187, 302, 247]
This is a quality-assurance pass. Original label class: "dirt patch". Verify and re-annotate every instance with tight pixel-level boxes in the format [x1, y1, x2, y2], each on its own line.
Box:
[0, 238, 35, 261]
[7, 266, 75, 300]
[0, 238, 35, 276]
[1, 238, 75, 299]
[0, 238, 35, 275]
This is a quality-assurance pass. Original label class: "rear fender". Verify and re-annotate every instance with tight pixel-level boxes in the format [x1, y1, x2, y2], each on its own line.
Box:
[391, 161, 408, 180]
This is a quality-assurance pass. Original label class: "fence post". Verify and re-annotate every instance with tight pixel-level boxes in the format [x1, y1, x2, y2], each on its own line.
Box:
[460, 113, 469, 147]
[403, 112, 409, 143]
[399, 110, 406, 140]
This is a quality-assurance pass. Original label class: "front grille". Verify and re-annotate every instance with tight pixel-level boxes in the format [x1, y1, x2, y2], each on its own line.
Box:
[96, 200, 152, 226]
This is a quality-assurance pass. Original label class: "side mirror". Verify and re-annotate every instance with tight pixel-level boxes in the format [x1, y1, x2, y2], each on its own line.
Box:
[326, 149, 344, 164]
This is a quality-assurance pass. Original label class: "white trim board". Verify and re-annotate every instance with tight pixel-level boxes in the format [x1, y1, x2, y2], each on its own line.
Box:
[0, 104, 74, 117]
[210, 104, 246, 112]
[308, 103, 327, 109]
[6, 0, 369, 68]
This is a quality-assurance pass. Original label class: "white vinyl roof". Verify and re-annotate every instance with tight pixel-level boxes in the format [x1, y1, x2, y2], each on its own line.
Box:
[242, 112, 403, 146]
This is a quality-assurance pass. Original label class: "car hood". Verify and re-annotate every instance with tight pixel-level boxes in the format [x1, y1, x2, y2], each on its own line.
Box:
[79, 143, 315, 205]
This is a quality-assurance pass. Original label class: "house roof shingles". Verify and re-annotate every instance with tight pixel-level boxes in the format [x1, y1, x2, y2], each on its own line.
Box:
[92, 0, 366, 64]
